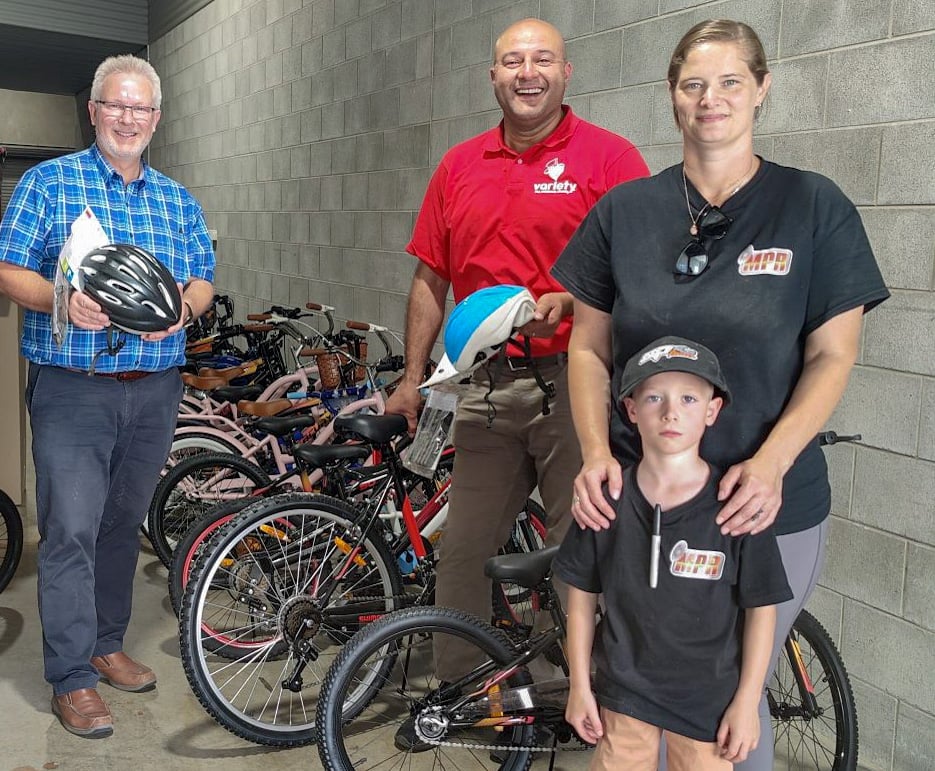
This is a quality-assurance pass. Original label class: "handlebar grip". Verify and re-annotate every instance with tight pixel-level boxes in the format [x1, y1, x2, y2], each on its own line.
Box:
[346, 320, 370, 331]
[247, 313, 271, 321]
[243, 323, 275, 333]
[305, 302, 322, 311]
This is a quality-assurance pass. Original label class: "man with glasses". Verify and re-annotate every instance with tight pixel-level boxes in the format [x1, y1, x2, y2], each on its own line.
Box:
[385, 18, 648, 750]
[0, 54, 214, 738]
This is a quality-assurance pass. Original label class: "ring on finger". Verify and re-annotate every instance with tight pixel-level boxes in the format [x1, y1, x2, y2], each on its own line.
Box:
[751, 509, 764, 521]
[572, 495, 580, 505]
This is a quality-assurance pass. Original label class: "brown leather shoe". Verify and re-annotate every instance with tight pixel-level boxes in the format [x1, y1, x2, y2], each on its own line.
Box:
[90, 652, 157, 693]
[51, 687, 113, 738]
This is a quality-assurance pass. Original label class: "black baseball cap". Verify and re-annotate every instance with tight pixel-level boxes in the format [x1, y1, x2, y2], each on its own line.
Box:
[619, 336, 731, 404]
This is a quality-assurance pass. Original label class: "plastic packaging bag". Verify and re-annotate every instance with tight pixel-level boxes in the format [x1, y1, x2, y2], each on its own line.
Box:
[403, 388, 459, 478]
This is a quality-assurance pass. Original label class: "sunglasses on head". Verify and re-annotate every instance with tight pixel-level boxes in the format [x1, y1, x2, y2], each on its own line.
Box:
[674, 206, 732, 277]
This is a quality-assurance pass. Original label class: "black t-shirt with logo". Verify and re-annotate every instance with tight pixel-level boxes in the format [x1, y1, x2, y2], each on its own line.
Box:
[553, 467, 792, 741]
[552, 160, 889, 534]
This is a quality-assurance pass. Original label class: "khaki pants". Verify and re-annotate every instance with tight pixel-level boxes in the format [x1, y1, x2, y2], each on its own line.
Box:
[591, 709, 733, 771]
[434, 360, 578, 681]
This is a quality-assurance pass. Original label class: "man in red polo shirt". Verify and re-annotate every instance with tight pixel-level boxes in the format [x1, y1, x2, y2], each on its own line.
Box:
[387, 17, 649, 717]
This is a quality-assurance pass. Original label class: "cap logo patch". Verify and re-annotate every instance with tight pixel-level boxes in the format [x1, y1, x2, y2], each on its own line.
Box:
[638, 344, 699, 367]
[669, 539, 725, 581]
[737, 245, 793, 276]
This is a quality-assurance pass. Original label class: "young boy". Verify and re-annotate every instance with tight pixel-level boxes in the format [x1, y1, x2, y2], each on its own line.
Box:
[555, 336, 792, 769]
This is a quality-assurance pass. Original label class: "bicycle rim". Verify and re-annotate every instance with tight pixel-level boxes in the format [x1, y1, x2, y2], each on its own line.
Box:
[317, 606, 534, 771]
[148, 452, 272, 567]
[769, 610, 858, 770]
[179, 493, 403, 746]
[166, 431, 244, 469]
[168, 497, 254, 617]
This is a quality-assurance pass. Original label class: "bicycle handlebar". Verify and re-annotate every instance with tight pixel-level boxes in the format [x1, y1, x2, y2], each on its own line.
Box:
[306, 301, 336, 335]
[818, 431, 861, 446]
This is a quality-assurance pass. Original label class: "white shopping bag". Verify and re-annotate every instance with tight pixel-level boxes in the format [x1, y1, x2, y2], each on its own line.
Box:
[52, 207, 108, 346]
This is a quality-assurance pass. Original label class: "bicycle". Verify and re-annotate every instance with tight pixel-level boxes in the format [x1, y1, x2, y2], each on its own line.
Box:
[149, 316, 407, 565]
[317, 433, 861, 771]
[0, 489, 24, 593]
[177, 412, 547, 747]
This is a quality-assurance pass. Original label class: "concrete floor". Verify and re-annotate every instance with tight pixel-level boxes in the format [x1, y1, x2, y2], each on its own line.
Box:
[0, 499, 594, 771]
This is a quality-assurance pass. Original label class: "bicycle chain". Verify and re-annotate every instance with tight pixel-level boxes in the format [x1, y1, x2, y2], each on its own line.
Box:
[423, 735, 592, 753]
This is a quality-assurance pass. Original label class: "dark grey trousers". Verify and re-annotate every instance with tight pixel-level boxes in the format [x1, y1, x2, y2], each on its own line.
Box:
[26, 364, 182, 694]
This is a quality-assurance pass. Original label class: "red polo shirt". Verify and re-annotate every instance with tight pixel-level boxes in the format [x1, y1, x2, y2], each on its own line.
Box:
[407, 106, 649, 356]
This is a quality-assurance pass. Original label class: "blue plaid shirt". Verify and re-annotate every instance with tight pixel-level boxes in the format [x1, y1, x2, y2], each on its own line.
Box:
[0, 144, 215, 371]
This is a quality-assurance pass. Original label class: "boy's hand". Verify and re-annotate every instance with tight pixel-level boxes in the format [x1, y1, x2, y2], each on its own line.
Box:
[716, 696, 760, 763]
[565, 684, 603, 745]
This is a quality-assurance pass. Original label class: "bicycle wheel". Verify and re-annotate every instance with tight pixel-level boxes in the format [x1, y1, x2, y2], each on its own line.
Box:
[179, 492, 403, 746]
[167, 497, 254, 617]
[166, 430, 245, 468]
[0, 490, 24, 593]
[316, 605, 534, 771]
[148, 452, 272, 568]
[769, 609, 858, 770]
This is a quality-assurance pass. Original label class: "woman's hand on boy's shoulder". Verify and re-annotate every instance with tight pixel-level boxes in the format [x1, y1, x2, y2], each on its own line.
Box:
[715, 453, 784, 536]
[572, 454, 622, 531]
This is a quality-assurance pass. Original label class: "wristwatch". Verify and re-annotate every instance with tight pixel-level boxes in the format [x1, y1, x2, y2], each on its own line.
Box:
[183, 301, 195, 327]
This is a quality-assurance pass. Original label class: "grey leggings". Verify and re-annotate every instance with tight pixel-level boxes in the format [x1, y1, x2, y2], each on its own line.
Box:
[660, 519, 828, 771]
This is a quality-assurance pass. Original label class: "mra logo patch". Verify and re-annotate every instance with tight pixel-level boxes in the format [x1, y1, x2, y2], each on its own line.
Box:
[737, 245, 793, 275]
[669, 539, 725, 580]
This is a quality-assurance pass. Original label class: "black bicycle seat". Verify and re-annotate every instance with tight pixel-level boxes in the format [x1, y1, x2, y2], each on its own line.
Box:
[293, 443, 371, 470]
[485, 545, 559, 588]
[334, 413, 408, 445]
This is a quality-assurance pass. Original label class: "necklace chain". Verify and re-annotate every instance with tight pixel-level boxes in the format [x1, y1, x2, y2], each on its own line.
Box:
[682, 157, 757, 236]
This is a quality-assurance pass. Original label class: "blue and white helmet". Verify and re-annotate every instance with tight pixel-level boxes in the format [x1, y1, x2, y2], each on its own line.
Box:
[420, 285, 537, 388]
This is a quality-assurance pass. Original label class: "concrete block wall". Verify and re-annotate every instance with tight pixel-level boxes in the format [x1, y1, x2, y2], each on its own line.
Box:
[147, 2, 933, 768]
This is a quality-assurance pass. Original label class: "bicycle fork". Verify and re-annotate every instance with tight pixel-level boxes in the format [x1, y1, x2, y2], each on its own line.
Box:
[775, 628, 821, 720]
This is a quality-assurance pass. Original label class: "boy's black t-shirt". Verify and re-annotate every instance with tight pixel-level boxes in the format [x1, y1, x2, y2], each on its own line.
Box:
[553, 466, 793, 741]
[551, 160, 889, 534]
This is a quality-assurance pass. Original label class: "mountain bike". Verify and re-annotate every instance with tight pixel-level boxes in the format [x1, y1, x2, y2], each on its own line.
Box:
[0, 489, 23, 593]
[316, 445, 860, 771]
[177, 413, 547, 747]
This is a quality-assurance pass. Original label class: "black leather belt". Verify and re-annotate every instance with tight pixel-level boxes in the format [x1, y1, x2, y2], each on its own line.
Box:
[499, 353, 567, 372]
[66, 368, 154, 381]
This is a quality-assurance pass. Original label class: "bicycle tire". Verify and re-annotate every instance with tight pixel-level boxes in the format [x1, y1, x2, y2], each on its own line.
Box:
[769, 609, 858, 770]
[0, 489, 24, 593]
[141, 432, 245, 548]
[179, 492, 403, 746]
[167, 430, 245, 468]
[316, 605, 534, 771]
[167, 497, 254, 616]
[148, 452, 272, 568]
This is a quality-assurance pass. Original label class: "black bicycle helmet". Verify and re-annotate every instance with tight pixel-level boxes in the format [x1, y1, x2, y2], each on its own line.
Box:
[76, 244, 182, 333]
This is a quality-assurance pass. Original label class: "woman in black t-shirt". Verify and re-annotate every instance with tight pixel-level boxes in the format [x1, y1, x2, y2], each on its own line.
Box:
[551, 19, 888, 771]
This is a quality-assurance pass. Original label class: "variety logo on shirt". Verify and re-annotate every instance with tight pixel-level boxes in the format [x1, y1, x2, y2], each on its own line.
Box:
[533, 157, 578, 194]
[669, 539, 725, 580]
[737, 245, 793, 276]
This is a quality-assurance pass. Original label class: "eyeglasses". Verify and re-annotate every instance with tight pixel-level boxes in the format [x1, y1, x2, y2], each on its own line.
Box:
[674, 206, 732, 277]
[94, 100, 159, 119]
